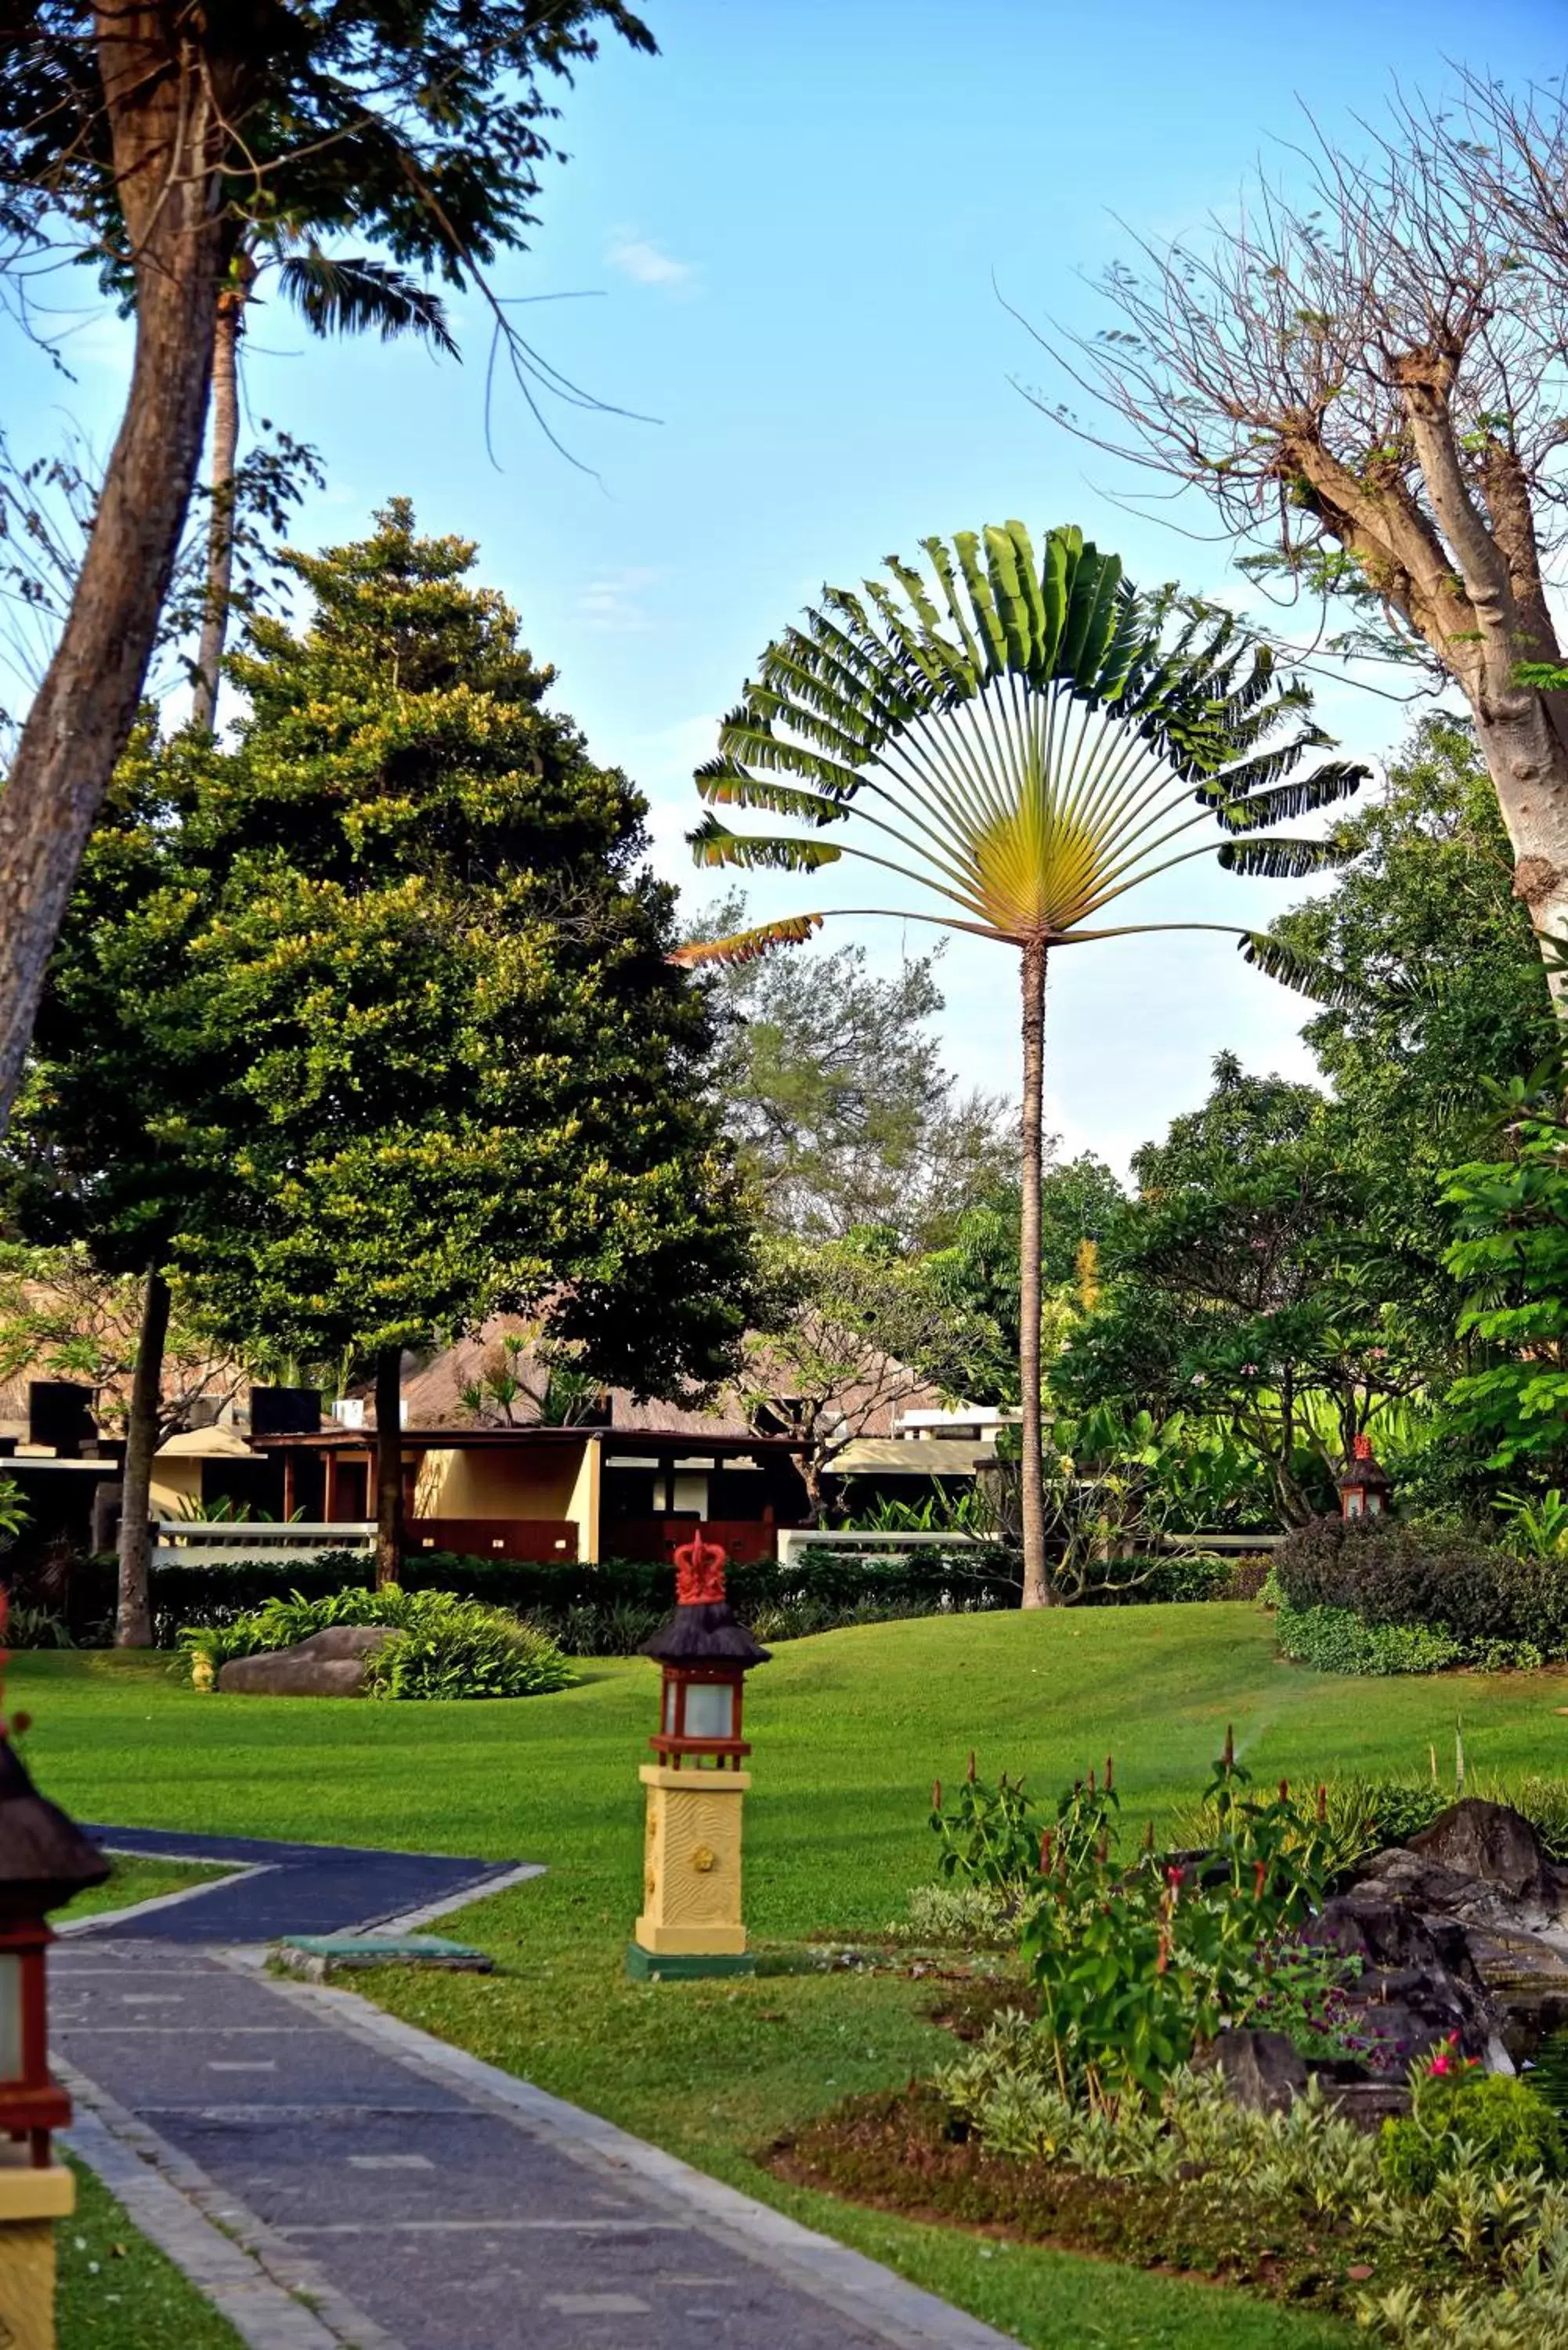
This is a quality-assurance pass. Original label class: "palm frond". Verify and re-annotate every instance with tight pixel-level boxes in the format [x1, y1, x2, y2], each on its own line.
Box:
[1209, 761, 1367, 833]
[1218, 835, 1357, 878]
[276, 253, 458, 356]
[669, 914, 825, 970]
[695, 760, 847, 826]
[1239, 931, 1364, 1007]
[688, 813, 843, 874]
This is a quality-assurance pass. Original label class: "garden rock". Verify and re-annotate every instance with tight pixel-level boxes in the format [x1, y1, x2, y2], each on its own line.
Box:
[1408, 1800, 1563, 1912]
[1196, 2027, 1307, 2113]
[217, 1625, 396, 1697]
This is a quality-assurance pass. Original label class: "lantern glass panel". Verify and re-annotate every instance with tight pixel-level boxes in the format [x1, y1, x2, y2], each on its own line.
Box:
[683, 1682, 735, 1741]
[1346, 1490, 1365, 1518]
[0, 1956, 22, 2084]
[663, 1680, 677, 1735]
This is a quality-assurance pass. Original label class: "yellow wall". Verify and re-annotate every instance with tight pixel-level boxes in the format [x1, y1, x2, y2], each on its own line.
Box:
[412, 1445, 584, 1521]
[149, 1458, 201, 1517]
[568, 1437, 601, 1565]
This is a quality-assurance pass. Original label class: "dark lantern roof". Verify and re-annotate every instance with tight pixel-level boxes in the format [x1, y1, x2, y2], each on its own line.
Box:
[0, 1738, 110, 1922]
[642, 1602, 771, 1668]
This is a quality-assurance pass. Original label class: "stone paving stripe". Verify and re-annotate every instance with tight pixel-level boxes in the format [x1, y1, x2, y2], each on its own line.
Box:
[259, 1965, 1024, 2350]
[64, 2100, 393, 2350]
[283, 2219, 692, 2236]
[544, 2294, 652, 2315]
[346, 2156, 433, 2171]
[209, 2061, 279, 2073]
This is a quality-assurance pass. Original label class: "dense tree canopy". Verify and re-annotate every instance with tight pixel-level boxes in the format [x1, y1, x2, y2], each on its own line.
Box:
[693, 892, 1014, 1249]
[57, 505, 753, 1582]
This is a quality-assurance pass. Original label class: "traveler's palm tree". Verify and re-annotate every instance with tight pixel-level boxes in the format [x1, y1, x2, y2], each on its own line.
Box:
[194, 230, 457, 730]
[671, 522, 1364, 1606]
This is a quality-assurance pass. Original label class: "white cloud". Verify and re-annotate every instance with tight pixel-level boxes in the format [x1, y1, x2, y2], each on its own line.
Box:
[576, 566, 667, 634]
[604, 229, 700, 298]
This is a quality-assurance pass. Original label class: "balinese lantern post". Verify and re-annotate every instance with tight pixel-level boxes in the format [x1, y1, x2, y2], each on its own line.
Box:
[627, 1531, 770, 1981]
[0, 1596, 110, 2348]
[1336, 1432, 1393, 1521]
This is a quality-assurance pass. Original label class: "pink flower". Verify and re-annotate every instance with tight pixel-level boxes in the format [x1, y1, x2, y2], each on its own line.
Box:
[1429, 2053, 1451, 2076]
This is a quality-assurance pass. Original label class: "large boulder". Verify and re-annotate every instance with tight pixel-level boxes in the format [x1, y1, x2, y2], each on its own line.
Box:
[1408, 1800, 1562, 1912]
[217, 1625, 395, 1697]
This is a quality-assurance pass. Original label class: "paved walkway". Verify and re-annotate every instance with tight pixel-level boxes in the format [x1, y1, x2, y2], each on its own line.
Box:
[56, 1834, 1018, 2350]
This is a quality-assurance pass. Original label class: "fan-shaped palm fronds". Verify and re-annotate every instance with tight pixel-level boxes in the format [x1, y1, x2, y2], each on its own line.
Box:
[677, 522, 1366, 1606]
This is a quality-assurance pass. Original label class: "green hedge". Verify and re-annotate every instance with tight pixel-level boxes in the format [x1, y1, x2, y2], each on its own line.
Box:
[1272, 1515, 1566, 1674]
[41, 1544, 1022, 1650]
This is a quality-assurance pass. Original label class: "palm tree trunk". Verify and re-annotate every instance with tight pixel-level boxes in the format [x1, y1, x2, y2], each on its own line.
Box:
[1018, 939, 1053, 1608]
[116, 1269, 171, 1647]
[374, 1347, 405, 1589]
[192, 258, 253, 734]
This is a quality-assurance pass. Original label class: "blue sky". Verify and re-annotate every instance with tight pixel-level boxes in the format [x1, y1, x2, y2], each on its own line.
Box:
[5, 0, 1562, 1169]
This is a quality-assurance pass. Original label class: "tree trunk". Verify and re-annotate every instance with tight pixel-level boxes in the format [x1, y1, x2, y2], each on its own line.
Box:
[0, 18, 234, 1132]
[1018, 940, 1053, 1608]
[115, 1269, 171, 1648]
[1469, 699, 1568, 1010]
[191, 260, 253, 735]
[374, 1347, 405, 1589]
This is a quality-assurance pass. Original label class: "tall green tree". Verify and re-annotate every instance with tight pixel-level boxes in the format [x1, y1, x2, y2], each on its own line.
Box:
[693, 891, 1013, 1248]
[0, 1, 655, 1131]
[1057, 1057, 1422, 1523]
[169, 503, 752, 1583]
[672, 522, 1363, 1603]
[925, 1154, 1126, 1405]
[8, 719, 237, 1643]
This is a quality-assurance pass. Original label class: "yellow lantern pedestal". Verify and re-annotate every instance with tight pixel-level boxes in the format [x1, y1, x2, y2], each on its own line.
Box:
[630, 1763, 752, 1978]
[0, 2158, 72, 2350]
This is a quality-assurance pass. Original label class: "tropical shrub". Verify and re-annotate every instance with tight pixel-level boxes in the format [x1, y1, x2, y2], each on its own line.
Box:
[1273, 1513, 1568, 1670]
[360, 1600, 571, 1701]
[179, 1587, 571, 1700]
[934, 2023, 1568, 2347]
[1381, 2047, 1565, 2196]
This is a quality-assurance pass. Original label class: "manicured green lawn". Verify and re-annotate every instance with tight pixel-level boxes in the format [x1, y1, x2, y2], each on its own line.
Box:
[67, 1852, 236, 1922]
[58, 2158, 242, 2348]
[24, 1607, 1568, 2350]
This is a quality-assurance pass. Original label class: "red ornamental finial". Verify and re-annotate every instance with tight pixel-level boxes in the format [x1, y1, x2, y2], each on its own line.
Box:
[1352, 1433, 1375, 1461]
[674, 1528, 728, 1607]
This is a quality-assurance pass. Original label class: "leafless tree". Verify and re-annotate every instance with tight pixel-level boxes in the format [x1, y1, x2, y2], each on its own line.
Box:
[1021, 82, 1568, 1004]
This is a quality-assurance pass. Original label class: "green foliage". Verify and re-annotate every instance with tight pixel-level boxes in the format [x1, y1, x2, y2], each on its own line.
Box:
[1274, 1514, 1568, 1672]
[974, 1741, 1344, 2097]
[1443, 1099, 1568, 1477]
[178, 1585, 571, 1700]
[692, 891, 1014, 1250]
[1500, 1488, 1568, 1560]
[937, 2027, 1568, 2345]
[1056, 1054, 1414, 1527]
[148, 505, 755, 1409]
[930, 1762, 1044, 1890]
[1381, 2055, 1565, 2196]
[361, 1600, 572, 1701]
[1276, 1602, 1469, 1676]
[923, 1156, 1127, 1404]
[0, 1474, 26, 1542]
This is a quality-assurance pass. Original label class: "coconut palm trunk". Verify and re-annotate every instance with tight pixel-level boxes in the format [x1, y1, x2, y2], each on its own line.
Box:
[672, 522, 1366, 1608]
[115, 1268, 171, 1648]
[191, 260, 255, 735]
[374, 1346, 405, 1589]
[1018, 939, 1052, 1607]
